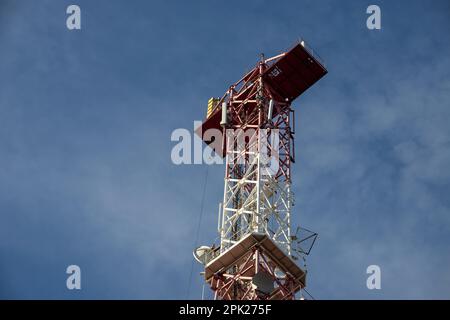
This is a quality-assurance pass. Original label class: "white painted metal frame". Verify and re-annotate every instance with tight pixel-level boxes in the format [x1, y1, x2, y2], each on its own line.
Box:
[219, 111, 293, 255]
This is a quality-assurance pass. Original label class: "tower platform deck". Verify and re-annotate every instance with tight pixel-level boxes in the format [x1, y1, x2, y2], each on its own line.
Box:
[204, 232, 306, 287]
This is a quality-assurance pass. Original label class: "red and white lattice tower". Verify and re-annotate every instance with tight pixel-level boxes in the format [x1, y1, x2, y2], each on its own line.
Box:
[195, 41, 327, 300]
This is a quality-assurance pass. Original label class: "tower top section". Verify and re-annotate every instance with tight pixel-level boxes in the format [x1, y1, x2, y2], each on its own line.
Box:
[198, 40, 327, 156]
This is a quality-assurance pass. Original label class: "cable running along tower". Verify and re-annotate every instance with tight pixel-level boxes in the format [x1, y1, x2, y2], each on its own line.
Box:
[194, 40, 327, 300]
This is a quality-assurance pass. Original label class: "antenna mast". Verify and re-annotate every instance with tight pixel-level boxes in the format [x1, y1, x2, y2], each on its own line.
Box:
[195, 40, 327, 300]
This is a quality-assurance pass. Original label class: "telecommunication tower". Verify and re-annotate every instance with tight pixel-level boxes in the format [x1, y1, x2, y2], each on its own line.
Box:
[194, 40, 327, 300]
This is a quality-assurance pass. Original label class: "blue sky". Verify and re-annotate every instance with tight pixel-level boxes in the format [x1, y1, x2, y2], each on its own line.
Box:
[0, 0, 449, 299]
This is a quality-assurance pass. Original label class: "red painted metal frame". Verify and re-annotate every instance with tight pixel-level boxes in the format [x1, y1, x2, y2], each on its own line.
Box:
[197, 41, 327, 158]
[209, 247, 303, 300]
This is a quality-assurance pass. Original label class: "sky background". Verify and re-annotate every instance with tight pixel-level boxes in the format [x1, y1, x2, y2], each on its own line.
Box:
[0, 0, 449, 299]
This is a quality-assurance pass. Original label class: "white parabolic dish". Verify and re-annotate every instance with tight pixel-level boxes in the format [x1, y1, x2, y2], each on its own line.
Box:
[193, 246, 212, 265]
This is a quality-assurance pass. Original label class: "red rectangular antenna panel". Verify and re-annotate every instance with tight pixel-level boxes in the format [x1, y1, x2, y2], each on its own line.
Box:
[263, 42, 327, 101]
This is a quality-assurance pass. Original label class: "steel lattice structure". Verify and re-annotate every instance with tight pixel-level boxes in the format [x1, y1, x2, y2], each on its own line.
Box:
[195, 41, 327, 300]
[219, 62, 294, 254]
